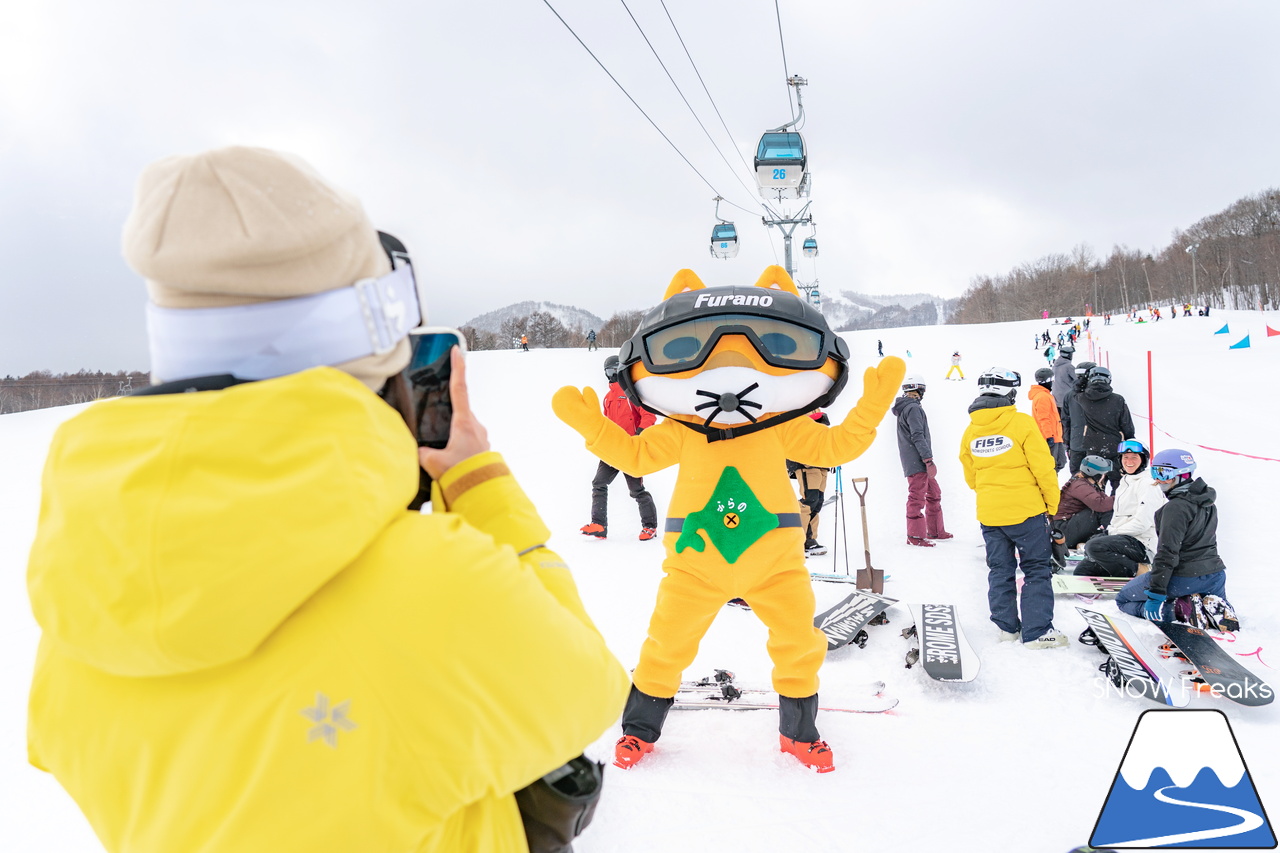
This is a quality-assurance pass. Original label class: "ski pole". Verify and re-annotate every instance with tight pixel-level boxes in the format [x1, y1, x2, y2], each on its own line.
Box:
[830, 466, 850, 578]
[851, 477, 882, 593]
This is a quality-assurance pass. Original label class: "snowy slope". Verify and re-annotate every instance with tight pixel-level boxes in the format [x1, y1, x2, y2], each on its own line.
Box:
[1, 311, 1277, 852]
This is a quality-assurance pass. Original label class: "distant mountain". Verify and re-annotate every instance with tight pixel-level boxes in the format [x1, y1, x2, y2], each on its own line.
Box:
[461, 290, 955, 338]
[817, 290, 958, 332]
[462, 301, 606, 336]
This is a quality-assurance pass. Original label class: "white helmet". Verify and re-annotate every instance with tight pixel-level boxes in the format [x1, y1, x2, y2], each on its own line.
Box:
[901, 374, 927, 394]
[977, 367, 1021, 397]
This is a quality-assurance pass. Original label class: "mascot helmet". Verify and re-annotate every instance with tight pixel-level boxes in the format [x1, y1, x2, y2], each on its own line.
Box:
[618, 267, 850, 441]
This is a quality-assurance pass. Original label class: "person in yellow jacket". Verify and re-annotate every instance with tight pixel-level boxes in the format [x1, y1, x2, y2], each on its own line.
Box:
[1029, 367, 1066, 471]
[25, 146, 629, 853]
[553, 267, 904, 774]
[959, 367, 1067, 650]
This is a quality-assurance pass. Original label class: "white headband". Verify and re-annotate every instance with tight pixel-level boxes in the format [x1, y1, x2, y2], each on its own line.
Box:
[146, 264, 422, 382]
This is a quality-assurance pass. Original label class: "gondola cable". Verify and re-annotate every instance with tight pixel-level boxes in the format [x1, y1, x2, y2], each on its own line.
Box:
[618, 0, 764, 210]
[539, 0, 759, 216]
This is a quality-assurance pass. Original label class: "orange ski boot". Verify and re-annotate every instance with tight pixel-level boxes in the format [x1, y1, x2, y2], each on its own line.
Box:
[613, 735, 654, 769]
[780, 735, 835, 773]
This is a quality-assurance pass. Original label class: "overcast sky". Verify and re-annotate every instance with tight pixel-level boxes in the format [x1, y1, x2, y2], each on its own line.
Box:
[3, 0, 1278, 374]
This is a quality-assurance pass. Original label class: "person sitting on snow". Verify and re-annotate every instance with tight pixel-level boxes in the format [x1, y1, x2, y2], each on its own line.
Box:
[1073, 440, 1164, 578]
[1115, 449, 1239, 630]
[1050, 455, 1114, 567]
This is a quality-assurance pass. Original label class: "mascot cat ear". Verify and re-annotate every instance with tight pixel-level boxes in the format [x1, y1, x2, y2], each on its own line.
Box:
[752, 265, 802, 297]
[662, 268, 707, 300]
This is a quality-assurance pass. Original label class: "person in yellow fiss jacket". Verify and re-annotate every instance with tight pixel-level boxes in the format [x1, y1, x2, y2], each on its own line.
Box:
[554, 267, 904, 773]
[959, 367, 1067, 650]
[25, 146, 629, 853]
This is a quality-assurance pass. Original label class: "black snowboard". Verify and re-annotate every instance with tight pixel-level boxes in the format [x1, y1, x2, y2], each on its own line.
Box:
[1156, 622, 1275, 706]
[814, 590, 897, 651]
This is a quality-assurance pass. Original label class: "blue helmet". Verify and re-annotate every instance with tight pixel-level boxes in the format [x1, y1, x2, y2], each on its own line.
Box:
[1079, 455, 1113, 478]
[1150, 448, 1196, 482]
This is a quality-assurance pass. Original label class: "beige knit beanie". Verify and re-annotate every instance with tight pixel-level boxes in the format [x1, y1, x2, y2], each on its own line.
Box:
[122, 146, 410, 388]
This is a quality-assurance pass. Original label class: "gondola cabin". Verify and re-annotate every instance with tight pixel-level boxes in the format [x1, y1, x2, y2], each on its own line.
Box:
[709, 223, 740, 259]
[802, 237, 818, 258]
[754, 132, 807, 198]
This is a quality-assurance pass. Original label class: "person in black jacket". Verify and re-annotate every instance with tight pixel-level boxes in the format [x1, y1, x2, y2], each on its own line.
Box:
[1066, 366, 1134, 485]
[892, 375, 952, 547]
[1115, 449, 1239, 630]
[1058, 360, 1096, 466]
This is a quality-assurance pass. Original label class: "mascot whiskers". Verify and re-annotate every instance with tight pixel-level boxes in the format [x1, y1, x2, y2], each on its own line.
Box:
[552, 266, 904, 772]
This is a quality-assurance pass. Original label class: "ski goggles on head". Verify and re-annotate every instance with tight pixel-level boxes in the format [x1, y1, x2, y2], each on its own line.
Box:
[1117, 439, 1147, 454]
[633, 313, 837, 374]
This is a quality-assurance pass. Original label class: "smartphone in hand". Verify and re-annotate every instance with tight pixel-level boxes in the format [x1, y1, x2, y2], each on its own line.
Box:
[405, 328, 466, 449]
[382, 327, 466, 509]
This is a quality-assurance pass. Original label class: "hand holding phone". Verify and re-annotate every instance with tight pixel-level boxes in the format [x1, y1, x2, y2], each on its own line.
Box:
[418, 347, 489, 481]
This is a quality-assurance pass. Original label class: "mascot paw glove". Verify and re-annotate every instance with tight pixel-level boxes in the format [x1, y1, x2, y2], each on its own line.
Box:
[853, 356, 907, 423]
[552, 385, 605, 439]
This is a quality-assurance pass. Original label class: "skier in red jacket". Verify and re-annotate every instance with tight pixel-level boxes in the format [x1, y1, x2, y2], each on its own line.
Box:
[581, 356, 659, 540]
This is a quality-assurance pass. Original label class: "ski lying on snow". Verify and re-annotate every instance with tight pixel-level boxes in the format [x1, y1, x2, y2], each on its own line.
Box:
[675, 691, 896, 712]
[674, 671, 897, 713]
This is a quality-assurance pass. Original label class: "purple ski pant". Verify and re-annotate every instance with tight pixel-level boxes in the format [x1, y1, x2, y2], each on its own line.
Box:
[906, 470, 947, 539]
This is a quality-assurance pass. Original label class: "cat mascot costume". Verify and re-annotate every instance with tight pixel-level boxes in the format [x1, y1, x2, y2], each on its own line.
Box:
[553, 266, 904, 773]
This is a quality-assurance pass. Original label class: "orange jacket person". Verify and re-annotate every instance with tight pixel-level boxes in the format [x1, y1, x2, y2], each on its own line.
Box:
[554, 266, 903, 773]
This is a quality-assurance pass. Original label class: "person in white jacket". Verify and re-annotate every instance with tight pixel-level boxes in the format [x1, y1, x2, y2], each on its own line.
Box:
[1073, 439, 1164, 577]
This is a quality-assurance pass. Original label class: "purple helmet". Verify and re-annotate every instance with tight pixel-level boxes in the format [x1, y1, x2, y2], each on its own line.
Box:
[1150, 448, 1196, 483]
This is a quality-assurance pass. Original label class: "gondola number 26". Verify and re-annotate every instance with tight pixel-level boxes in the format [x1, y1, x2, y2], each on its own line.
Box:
[772, 168, 786, 180]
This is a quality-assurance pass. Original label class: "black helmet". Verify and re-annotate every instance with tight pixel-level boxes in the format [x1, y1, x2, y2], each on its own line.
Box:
[603, 355, 620, 383]
[1034, 367, 1053, 385]
[1060, 344, 1076, 356]
[1075, 360, 1097, 378]
[1088, 366, 1112, 388]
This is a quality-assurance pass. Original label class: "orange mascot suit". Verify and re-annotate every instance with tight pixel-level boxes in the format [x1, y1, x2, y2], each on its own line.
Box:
[552, 266, 904, 772]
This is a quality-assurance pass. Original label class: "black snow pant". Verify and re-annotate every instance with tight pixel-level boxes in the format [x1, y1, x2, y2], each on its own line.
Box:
[592, 461, 657, 530]
[1053, 509, 1113, 550]
[620, 685, 819, 743]
[1075, 533, 1147, 578]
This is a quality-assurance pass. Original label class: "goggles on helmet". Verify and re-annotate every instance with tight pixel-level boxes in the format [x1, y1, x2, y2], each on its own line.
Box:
[1116, 439, 1147, 454]
[634, 313, 834, 375]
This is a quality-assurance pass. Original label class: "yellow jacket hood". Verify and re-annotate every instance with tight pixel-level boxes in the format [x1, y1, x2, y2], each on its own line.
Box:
[27, 368, 419, 677]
